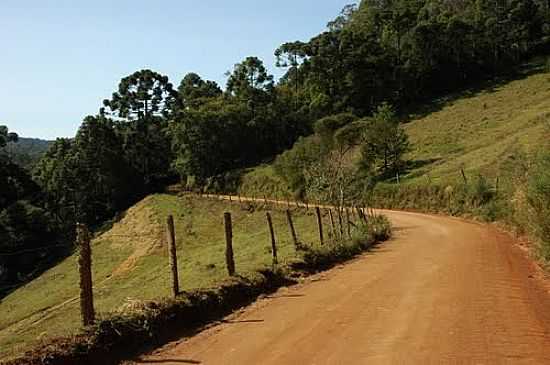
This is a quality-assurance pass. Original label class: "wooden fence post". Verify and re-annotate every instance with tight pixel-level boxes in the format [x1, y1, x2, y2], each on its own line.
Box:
[266, 212, 278, 265]
[224, 213, 235, 276]
[328, 209, 337, 239]
[166, 215, 180, 297]
[286, 209, 299, 251]
[345, 208, 351, 238]
[77, 223, 95, 326]
[337, 208, 344, 237]
[357, 207, 365, 225]
[315, 207, 324, 245]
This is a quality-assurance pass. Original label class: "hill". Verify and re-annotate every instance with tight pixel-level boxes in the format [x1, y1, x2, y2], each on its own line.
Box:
[239, 61, 550, 197]
[0, 194, 324, 359]
[7, 137, 51, 168]
[403, 62, 550, 185]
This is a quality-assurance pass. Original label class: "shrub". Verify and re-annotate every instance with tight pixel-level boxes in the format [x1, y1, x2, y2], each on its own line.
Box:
[273, 136, 323, 197]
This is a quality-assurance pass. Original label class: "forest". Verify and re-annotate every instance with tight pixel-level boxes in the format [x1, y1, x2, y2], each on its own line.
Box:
[1, 0, 549, 296]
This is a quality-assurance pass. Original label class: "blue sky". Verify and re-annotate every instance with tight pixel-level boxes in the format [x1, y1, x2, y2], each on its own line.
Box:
[1, 0, 355, 139]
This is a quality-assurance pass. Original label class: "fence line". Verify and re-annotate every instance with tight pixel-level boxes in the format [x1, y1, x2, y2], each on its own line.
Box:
[73, 193, 374, 325]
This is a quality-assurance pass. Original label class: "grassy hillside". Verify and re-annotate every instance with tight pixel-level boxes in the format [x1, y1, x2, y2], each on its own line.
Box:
[239, 62, 550, 197]
[404, 63, 550, 184]
[0, 194, 323, 359]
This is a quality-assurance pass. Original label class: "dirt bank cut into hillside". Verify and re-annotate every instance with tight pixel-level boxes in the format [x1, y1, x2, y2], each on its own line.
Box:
[99, 196, 164, 276]
[133, 209, 550, 364]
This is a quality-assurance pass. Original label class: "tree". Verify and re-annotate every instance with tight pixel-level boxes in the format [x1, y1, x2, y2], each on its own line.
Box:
[226, 56, 274, 112]
[34, 116, 136, 226]
[327, 3, 357, 31]
[170, 99, 250, 185]
[101, 69, 178, 121]
[101, 70, 177, 188]
[274, 136, 323, 197]
[0, 128, 61, 297]
[360, 103, 410, 175]
[33, 138, 77, 224]
[275, 41, 308, 109]
[0, 125, 18, 151]
[178, 72, 222, 109]
[72, 115, 135, 223]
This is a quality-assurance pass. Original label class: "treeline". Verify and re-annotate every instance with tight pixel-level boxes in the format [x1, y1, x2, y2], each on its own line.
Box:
[5, 138, 51, 169]
[0, 127, 62, 295]
[1, 0, 549, 295]
[40, 0, 549, 227]
[276, 0, 549, 116]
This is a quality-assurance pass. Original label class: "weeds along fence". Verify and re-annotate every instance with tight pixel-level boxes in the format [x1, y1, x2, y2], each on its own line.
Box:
[74, 193, 377, 326]
[371, 169, 505, 221]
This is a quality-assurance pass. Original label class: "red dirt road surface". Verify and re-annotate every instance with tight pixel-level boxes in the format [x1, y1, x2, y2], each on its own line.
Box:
[132, 210, 550, 364]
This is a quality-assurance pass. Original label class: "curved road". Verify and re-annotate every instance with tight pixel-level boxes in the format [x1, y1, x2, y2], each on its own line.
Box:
[133, 208, 550, 364]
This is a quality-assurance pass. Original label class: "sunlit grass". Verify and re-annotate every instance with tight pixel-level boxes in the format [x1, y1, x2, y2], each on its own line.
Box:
[0, 194, 323, 359]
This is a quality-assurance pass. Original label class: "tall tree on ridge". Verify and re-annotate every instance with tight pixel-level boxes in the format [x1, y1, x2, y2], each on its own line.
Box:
[226, 56, 274, 115]
[101, 69, 178, 188]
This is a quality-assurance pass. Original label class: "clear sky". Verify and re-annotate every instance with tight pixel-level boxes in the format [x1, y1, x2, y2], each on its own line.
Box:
[1, 0, 355, 139]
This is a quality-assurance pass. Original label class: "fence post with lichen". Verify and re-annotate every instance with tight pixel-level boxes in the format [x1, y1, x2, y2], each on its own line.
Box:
[166, 215, 180, 297]
[77, 223, 95, 326]
[224, 212, 236, 276]
[286, 209, 299, 251]
[266, 212, 278, 266]
[315, 207, 324, 245]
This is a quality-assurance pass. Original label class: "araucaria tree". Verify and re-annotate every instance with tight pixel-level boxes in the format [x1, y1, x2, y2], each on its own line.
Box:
[102, 69, 179, 189]
[226, 56, 274, 112]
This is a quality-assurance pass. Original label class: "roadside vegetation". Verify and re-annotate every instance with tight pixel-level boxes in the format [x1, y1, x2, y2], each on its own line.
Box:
[0, 194, 390, 363]
[245, 62, 550, 265]
[1, 0, 549, 362]
[2, 0, 549, 297]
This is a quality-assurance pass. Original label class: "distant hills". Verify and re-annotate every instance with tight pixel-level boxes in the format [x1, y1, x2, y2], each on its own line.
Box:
[7, 137, 52, 168]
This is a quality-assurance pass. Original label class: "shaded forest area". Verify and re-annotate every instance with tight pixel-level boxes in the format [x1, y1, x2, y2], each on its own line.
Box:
[1, 0, 549, 296]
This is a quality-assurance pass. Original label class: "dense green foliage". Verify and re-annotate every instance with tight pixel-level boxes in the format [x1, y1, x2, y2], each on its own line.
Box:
[2, 0, 549, 295]
[273, 106, 410, 201]
[6, 138, 51, 169]
[279, 0, 549, 116]
[0, 126, 61, 296]
[32, 0, 550, 225]
[359, 103, 410, 176]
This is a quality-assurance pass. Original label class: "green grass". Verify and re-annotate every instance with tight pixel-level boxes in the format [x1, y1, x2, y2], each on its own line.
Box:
[238, 164, 292, 198]
[404, 63, 550, 184]
[239, 61, 550, 197]
[0, 194, 324, 360]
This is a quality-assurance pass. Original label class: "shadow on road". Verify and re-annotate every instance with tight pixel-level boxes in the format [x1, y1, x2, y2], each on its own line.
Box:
[134, 359, 201, 364]
[220, 319, 264, 324]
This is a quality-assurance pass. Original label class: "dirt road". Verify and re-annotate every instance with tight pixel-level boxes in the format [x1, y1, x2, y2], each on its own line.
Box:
[133, 209, 550, 364]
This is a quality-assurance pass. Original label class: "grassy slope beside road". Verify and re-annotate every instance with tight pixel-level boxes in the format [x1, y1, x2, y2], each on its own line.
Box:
[239, 62, 550, 195]
[0, 194, 326, 359]
[404, 62, 550, 184]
